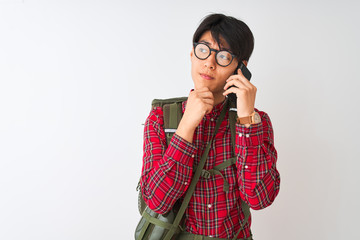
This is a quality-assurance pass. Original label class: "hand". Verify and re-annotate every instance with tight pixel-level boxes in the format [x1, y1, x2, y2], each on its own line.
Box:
[175, 87, 214, 143]
[223, 68, 257, 118]
[183, 87, 214, 129]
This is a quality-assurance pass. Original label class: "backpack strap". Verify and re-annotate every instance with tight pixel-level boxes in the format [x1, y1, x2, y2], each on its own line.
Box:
[232, 200, 251, 240]
[152, 97, 187, 146]
[200, 157, 236, 192]
[229, 102, 237, 154]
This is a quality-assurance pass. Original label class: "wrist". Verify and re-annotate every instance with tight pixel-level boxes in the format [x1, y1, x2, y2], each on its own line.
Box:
[175, 119, 196, 143]
[237, 111, 261, 125]
[237, 109, 254, 118]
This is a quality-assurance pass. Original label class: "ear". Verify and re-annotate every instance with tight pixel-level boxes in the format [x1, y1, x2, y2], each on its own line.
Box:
[190, 48, 194, 57]
[242, 60, 248, 66]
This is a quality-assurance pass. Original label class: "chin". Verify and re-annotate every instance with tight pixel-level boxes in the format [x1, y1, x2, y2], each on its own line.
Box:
[195, 84, 213, 92]
[194, 80, 213, 90]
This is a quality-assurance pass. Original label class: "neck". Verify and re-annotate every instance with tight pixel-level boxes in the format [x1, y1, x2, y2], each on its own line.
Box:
[213, 93, 226, 106]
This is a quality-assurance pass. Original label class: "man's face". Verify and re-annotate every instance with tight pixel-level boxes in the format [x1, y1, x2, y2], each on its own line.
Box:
[190, 30, 239, 95]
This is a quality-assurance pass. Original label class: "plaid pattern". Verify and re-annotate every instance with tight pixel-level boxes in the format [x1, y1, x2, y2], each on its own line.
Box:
[140, 99, 280, 239]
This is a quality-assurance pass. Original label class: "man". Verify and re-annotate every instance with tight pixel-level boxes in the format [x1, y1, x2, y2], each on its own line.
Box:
[140, 13, 280, 239]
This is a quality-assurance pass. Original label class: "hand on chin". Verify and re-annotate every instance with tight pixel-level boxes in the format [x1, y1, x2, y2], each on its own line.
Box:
[194, 82, 212, 92]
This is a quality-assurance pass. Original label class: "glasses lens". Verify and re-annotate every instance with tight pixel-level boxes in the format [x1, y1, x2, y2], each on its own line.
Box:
[194, 43, 210, 59]
[216, 51, 233, 66]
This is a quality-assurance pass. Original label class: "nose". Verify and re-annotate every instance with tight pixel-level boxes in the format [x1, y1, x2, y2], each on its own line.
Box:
[204, 52, 216, 70]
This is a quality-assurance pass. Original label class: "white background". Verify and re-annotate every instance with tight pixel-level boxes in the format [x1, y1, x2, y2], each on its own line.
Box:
[1, 0, 359, 239]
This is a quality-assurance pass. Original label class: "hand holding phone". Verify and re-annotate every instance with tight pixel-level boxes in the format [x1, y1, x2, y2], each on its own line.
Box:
[227, 62, 252, 104]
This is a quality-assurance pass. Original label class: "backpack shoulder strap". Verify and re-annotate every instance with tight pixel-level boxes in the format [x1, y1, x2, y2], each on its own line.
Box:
[152, 97, 188, 146]
[229, 100, 237, 155]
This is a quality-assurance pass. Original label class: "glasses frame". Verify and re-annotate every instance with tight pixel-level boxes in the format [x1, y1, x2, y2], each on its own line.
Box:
[193, 42, 236, 67]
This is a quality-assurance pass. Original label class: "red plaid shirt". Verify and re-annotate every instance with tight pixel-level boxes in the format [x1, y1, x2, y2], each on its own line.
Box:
[140, 97, 280, 239]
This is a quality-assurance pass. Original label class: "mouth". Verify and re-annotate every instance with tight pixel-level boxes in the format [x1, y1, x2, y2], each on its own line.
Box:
[200, 73, 214, 80]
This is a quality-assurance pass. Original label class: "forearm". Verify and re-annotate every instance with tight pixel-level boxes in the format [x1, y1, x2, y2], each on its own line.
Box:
[141, 112, 196, 214]
[175, 117, 197, 143]
[235, 112, 280, 210]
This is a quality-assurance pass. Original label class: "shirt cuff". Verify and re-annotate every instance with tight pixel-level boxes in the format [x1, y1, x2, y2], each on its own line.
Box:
[236, 121, 264, 146]
[164, 133, 197, 166]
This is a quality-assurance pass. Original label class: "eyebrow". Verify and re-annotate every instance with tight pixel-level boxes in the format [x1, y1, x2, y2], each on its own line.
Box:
[199, 40, 231, 52]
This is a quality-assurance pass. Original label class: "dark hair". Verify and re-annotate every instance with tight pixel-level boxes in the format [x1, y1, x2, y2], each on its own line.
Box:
[193, 13, 254, 63]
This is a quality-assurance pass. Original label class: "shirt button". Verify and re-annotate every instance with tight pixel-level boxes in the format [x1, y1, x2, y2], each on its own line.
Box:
[191, 154, 195, 158]
[211, 118, 214, 121]
[245, 134, 250, 138]
[245, 165, 248, 169]
[184, 182, 188, 185]
[239, 133, 243, 137]
[207, 204, 212, 208]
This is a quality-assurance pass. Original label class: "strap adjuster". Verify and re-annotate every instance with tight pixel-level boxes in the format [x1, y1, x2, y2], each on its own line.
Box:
[201, 170, 211, 179]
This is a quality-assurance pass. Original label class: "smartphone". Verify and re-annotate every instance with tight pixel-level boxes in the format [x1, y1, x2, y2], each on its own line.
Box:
[227, 62, 252, 104]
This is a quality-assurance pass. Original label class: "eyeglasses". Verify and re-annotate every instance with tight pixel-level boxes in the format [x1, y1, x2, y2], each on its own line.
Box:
[193, 42, 236, 67]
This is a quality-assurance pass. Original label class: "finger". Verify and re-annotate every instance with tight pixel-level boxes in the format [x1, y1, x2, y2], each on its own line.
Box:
[198, 92, 214, 100]
[227, 70, 252, 85]
[225, 73, 255, 88]
[195, 88, 213, 98]
[223, 79, 249, 91]
[223, 85, 252, 97]
[202, 97, 214, 106]
[222, 86, 241, 97]
[226, 74, 253, 86]
[190, 89, 212, 99]
[234, 77, 256, 91]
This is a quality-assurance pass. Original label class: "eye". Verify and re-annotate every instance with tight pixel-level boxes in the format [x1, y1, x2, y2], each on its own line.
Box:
[199, 47, 208, 53]
[218, 53, 230, 60]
